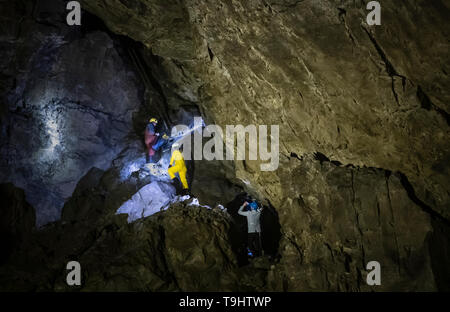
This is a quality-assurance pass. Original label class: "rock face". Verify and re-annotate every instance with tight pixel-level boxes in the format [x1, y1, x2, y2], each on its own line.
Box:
[83, 0, 450, 218]
[0, 166, 257, 291]
[270, 154, 439, 291]
[116, 181, 176, 222]
[0, 0, 144, 226]
[1, 157, 447, 291]
[0, 0, 449, 291]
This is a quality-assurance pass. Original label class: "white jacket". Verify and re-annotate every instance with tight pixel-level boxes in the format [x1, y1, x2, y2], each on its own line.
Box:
[238, 204, 262, 233]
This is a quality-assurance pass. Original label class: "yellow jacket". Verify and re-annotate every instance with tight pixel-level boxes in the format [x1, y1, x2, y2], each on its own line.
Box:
[170, 150, 186, 171]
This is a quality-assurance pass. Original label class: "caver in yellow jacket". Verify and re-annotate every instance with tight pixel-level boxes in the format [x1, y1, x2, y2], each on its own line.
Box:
[168, 149, 188, 189]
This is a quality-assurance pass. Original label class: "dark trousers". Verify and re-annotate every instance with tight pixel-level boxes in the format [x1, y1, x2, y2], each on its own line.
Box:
[152, 137, 167, 151]
[248, 232, 262, 257]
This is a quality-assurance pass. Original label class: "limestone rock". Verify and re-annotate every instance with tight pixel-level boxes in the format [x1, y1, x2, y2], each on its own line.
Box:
[0, 0, 144, 226]
[116, 181, 176, 222]
[270, 155, 439, 291]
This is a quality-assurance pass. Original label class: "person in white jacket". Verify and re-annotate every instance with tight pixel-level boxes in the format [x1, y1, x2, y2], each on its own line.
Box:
[238, 200, 263, 257]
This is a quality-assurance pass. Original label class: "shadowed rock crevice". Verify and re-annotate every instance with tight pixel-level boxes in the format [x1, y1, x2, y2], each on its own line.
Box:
[125, 41, 173, 129]
[226, 193, 282, 266]
[398, 172, 450, 226]
[0, 170, 272, 291]
[312, 151, 450, 226]
[362, 25, 407, 105]
[0, 183, 35, 265]
[417, 85, 450, 126]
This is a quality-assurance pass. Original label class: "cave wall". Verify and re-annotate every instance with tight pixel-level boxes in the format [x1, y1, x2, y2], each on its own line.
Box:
[269, 155, 438, 291]
[0, 183, 35, 265]
[1, 154, 445, 291]
[82, 0, 450, 218]
[80, 0, 450, 290]
[0, 165, 252, 291]
[0, 0, 449, 291]
[0, 0, 145, 225]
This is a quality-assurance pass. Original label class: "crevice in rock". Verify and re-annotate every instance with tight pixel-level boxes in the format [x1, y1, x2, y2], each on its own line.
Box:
[385, 171, 402, 274]
[314, 151, 330, 163]
[207, 45, 214, 62]
[324, 242, 335, 263]
[77, 11, 173, 132]
[427, 217, 450, 291]
[58, 99, 129, 124]
[289, 152, 303, 161]
[269, 0, 305, 13]
[286, 234, 304, 263]
[338, 8, 357, 47]
[362, 25, 407, 105]
[29, 0, 59, 30]
[361, 26, 401, 78]
[158, 225, 181, 290]
[120, 39, 173, 131]
[398, 173, 450, 226]
[417, 85, 450, 126]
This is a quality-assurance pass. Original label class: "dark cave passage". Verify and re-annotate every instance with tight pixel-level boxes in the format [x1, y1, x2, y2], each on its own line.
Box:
[226, 193, 282, 265]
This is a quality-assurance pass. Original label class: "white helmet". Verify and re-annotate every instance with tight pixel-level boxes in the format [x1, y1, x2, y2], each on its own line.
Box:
[172, 142, 180, 149]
